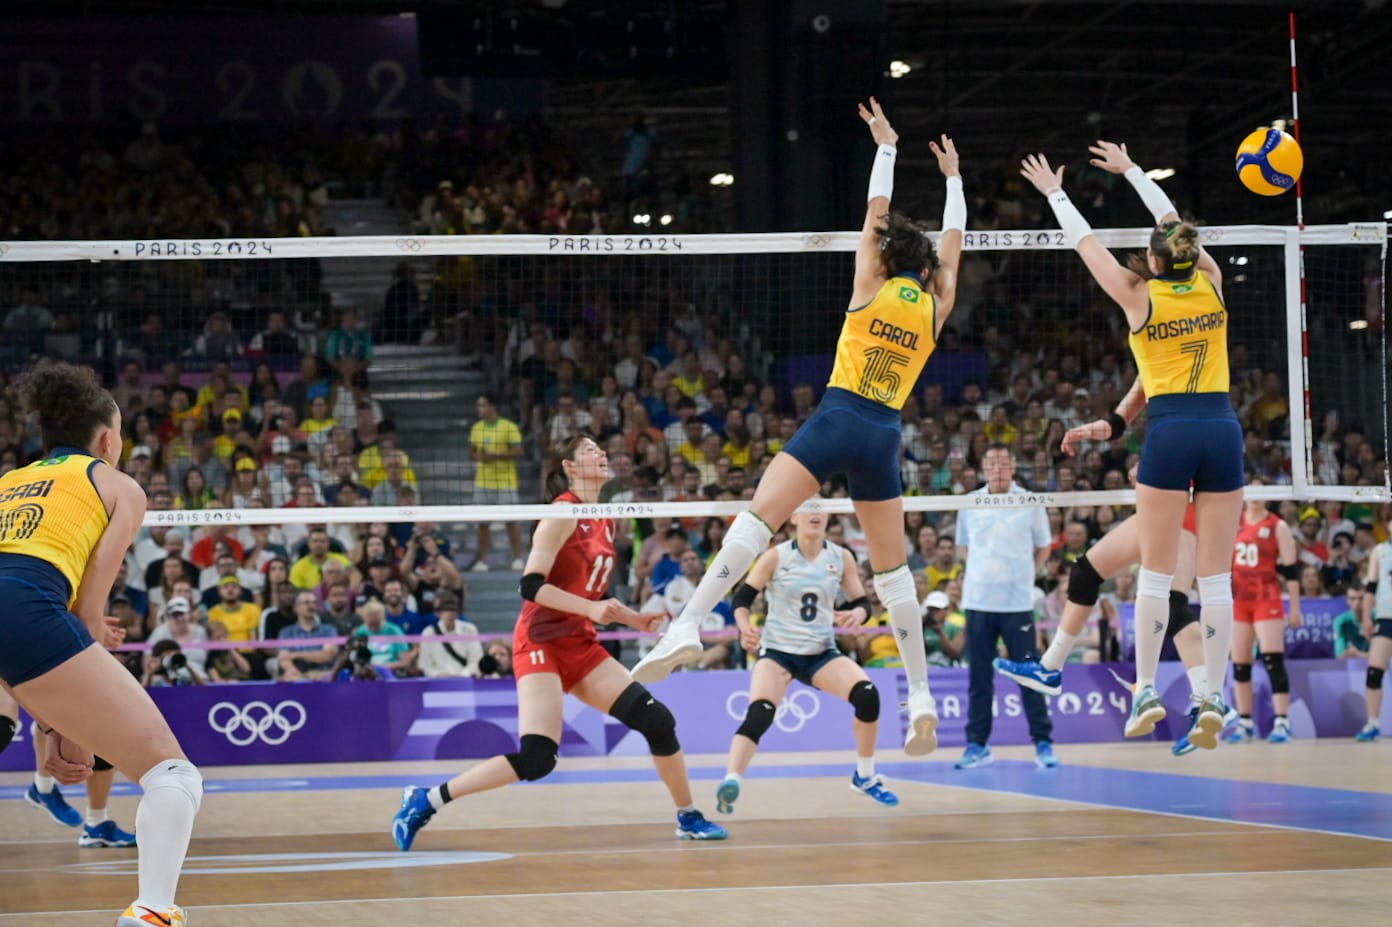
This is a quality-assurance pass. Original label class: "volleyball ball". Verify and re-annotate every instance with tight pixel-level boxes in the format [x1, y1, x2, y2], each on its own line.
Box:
[1235, 128, 1303, 196]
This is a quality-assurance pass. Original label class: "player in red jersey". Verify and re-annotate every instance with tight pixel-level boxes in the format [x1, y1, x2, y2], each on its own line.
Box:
[392, 435, 727, 848]
[1228, 480, 1302, 744]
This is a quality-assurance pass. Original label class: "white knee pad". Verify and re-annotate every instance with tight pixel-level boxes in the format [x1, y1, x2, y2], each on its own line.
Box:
[1197, 573, 1234, 606]
[140, 758, 204, 813]
[875, 564, 917, 609]
[725, 511, 774, 557]
[1137, 567, 1173, 600]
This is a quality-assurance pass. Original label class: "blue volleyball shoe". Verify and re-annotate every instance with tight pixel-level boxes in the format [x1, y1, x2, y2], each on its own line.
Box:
[676, 809, 728, 840]
[850, 772, 900, 806]
[715, 777, 741, 815]
[392, 786, 436, 852]
[993, 657, 1063, 697]
[1173, 706, 1201, 757]
[26, 784, 82, 827]
[954, 743, 993, 769]
[79, 820, 137, 848]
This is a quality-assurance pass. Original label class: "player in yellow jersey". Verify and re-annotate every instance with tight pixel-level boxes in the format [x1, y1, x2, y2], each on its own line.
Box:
[634, 98, 964, 756]
[0, 362, 201, 927]
[1022, 141, 1242, 751]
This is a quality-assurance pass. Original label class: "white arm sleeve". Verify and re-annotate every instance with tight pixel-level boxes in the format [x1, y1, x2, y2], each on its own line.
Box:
[1045, 190, 1094, 249]
[941, 176, 965, 232]
[1123, 165, 1177, 223]
[867, 144, 896, 203]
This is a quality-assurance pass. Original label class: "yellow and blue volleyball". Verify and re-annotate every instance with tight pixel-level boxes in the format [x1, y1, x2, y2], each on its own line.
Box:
[1235, 128, 1303, 196]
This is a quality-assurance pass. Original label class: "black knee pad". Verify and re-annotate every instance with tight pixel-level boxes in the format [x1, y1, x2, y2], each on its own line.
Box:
[1260, 652, 1290, 694]
[609, 681, 680, 757]
[505, 733, 558, 781]
[0, 716, 15, 755]
[1166, 591, 1196, 637]
[848, 680, 880, 723]
[736, 698, 777, 744]
[1368, 667, 1385, 691]
[1232, 662, 1253, 683]
[93, 755, 113, 772]
[1068, 554, 1103, 607]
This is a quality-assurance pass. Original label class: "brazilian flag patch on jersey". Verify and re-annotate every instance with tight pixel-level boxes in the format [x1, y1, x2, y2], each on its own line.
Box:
[1170, 284, 1193, 294]
[898, 286, 919, 302]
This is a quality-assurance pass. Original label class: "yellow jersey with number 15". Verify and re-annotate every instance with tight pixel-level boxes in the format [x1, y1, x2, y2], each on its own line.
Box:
[0, 452, 108, 606]
[827, 275, 938, 410]
[1130, 270, 1230, 398]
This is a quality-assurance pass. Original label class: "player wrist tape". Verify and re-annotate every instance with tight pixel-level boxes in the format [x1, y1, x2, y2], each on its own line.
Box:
[1106, 413, 1127, 440]
[1046, 190, 1092, 248]
[846, 595, 871, 616]
[1124, 165, 1177, 223]
[867, 144, 897, 203]
[941, 176, 965, 232]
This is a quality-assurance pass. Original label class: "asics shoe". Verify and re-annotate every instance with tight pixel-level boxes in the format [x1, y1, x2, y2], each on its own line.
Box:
[954, 743, 993, 769]
[392, 786, 436, 852]
[1186, 694, 1231, 751]
[715, 777, 741, 815]
[675, 809, 728, 840]
[1124, 684, 1166, 738]
[993, 657, 1063, 696]
[630, 621, 703, 684]
[850, 772, 900, 806]
[25, 784, 82, 827]
[1034, 740, 1060, 769]
[1267, 719, 1292, 744]
[116, 903, 186, 927]
[903, 686, 939, 757]
[80, 820, 137, 848]
[1172, 706, 1201, 757]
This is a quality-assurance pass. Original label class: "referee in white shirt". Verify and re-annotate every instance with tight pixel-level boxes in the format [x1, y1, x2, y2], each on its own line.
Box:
[955, 444, 1057, 769]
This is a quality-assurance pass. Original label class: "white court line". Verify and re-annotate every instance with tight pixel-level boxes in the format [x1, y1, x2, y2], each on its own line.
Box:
[10, 868, 1391, 918]
[0, 829, 1246, 876]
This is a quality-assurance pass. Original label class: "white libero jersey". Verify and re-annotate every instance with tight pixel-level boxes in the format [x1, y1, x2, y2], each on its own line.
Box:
[1376, 541, 1392, 619]
[760, 538, 845, 656]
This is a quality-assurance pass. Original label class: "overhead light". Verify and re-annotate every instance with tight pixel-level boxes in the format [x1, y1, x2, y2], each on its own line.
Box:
[889, 60, 912, 78]
[659, 214, 673, 226]
[632, 213, 651, 225]
[1383, 209, 1392, 219]
[1144, 168, 1175, 180]
[1227, 255, 1249, 266]
[709, 172, 734, 187]
[1350, 319, 1370, 331]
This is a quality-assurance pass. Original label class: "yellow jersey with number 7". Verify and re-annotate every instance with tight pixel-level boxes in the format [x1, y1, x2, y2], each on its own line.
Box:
[0, 452, 108, 607]
[1130, 270, 1229, 398]
[827, 275, 938, 410]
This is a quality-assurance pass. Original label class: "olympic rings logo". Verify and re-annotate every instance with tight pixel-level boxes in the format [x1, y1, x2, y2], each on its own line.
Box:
[801, 234, 831, 250]
[725, 688, 821, 733]
[395, 238, 424, 252]
[208, 700, 308, 747]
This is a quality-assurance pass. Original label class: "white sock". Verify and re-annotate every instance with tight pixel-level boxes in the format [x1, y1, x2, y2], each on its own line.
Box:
[34, 773, 55, 794]
[1197, 574, 1234, 702]
[86, 806, 109, 826]
[677, 803, 697, 814]
[134, 759, 202, 910]
[1185, 666, 1207, 699]
[723, 771, 741, 784]
[876, 565, 931, 692]
[856, 756, 875, 779]
[1041, 630, 1078, 671]
[428, 786, 449, 810]
[676, 511, 771, 629]
[1134, 568, 1172, 689]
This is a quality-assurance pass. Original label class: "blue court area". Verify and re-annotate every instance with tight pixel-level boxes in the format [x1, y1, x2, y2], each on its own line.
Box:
[6, 759, 1389, 843]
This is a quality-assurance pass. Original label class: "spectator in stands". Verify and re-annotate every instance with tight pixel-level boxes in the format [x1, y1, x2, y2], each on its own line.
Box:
[247, 310, 302, 358]
[380, 577, 427, 634]
[379, 263, 422, 344]
[190, 311, 243, 361]
[282, 355, 330, 421]
[322, 580, 358, 633]
[350, 600, 412, 677]
[324, 308, 373, 363]
[176, 466, 218, 510]
[258, 575, 299, 645]
[1333, 587, 1369, 658]
[469, 394, 525, 571]
[190, 525, 245, 571]
[418, 593, 483, 678]
[924, 536, 962, 591]
[404, 543, 463, 617]
[204, 620, 253, 683]
[369, 451, 418, 507]
[479, 640, 514, 678]
[144, 528, 198, 595]
[276, 590, 341, 681]
[291, 527, 354, 590]
[145, 597, 209, 678]
[1296, 507, 1330, 567]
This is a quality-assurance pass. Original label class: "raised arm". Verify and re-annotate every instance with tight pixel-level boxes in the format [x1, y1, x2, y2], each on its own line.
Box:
[1020, 153, 1149, 328]
[929, 135, 964, 334]
[1090, 140, 1222, 295]
[850, 97, 898, 308]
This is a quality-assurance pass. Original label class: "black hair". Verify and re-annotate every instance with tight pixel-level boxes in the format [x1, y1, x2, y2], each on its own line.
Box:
[874, 211, 939, 279]
[543, 431, 599, 500]
[21, 360, 118, 453]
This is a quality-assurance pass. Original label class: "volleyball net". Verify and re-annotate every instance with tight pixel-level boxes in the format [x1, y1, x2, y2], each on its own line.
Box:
[0, 222, 1385, 543]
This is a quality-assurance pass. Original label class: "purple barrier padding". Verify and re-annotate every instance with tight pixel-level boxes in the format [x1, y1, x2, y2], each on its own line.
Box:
[2, 661, 1385, 771]
[1120, 596, 1343, 661]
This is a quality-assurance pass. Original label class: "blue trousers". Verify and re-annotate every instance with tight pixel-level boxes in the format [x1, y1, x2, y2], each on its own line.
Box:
[965, 609, 1053, 746]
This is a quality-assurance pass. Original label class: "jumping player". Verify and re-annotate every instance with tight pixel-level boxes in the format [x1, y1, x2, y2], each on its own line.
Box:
[1023, 140, 1242, 750]
[393, 435, 727, 849]
[634, 98, 965, 757]
[716, 510, 898, 815]
[1227, 485, 1302, 744]
[0, 361, 201, 927]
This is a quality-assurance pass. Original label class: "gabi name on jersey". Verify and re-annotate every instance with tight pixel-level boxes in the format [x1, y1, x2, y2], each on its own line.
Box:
[1144, 311, 1226, 341]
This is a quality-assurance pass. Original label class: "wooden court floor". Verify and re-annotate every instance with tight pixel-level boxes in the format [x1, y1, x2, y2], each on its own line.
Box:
[2, 743, 1389, 926]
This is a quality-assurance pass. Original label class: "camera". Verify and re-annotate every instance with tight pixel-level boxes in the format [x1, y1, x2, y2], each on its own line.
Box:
[349, 643, 374, 667]
[161, 651, 194, 685]
[478, 653, 500, 677]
